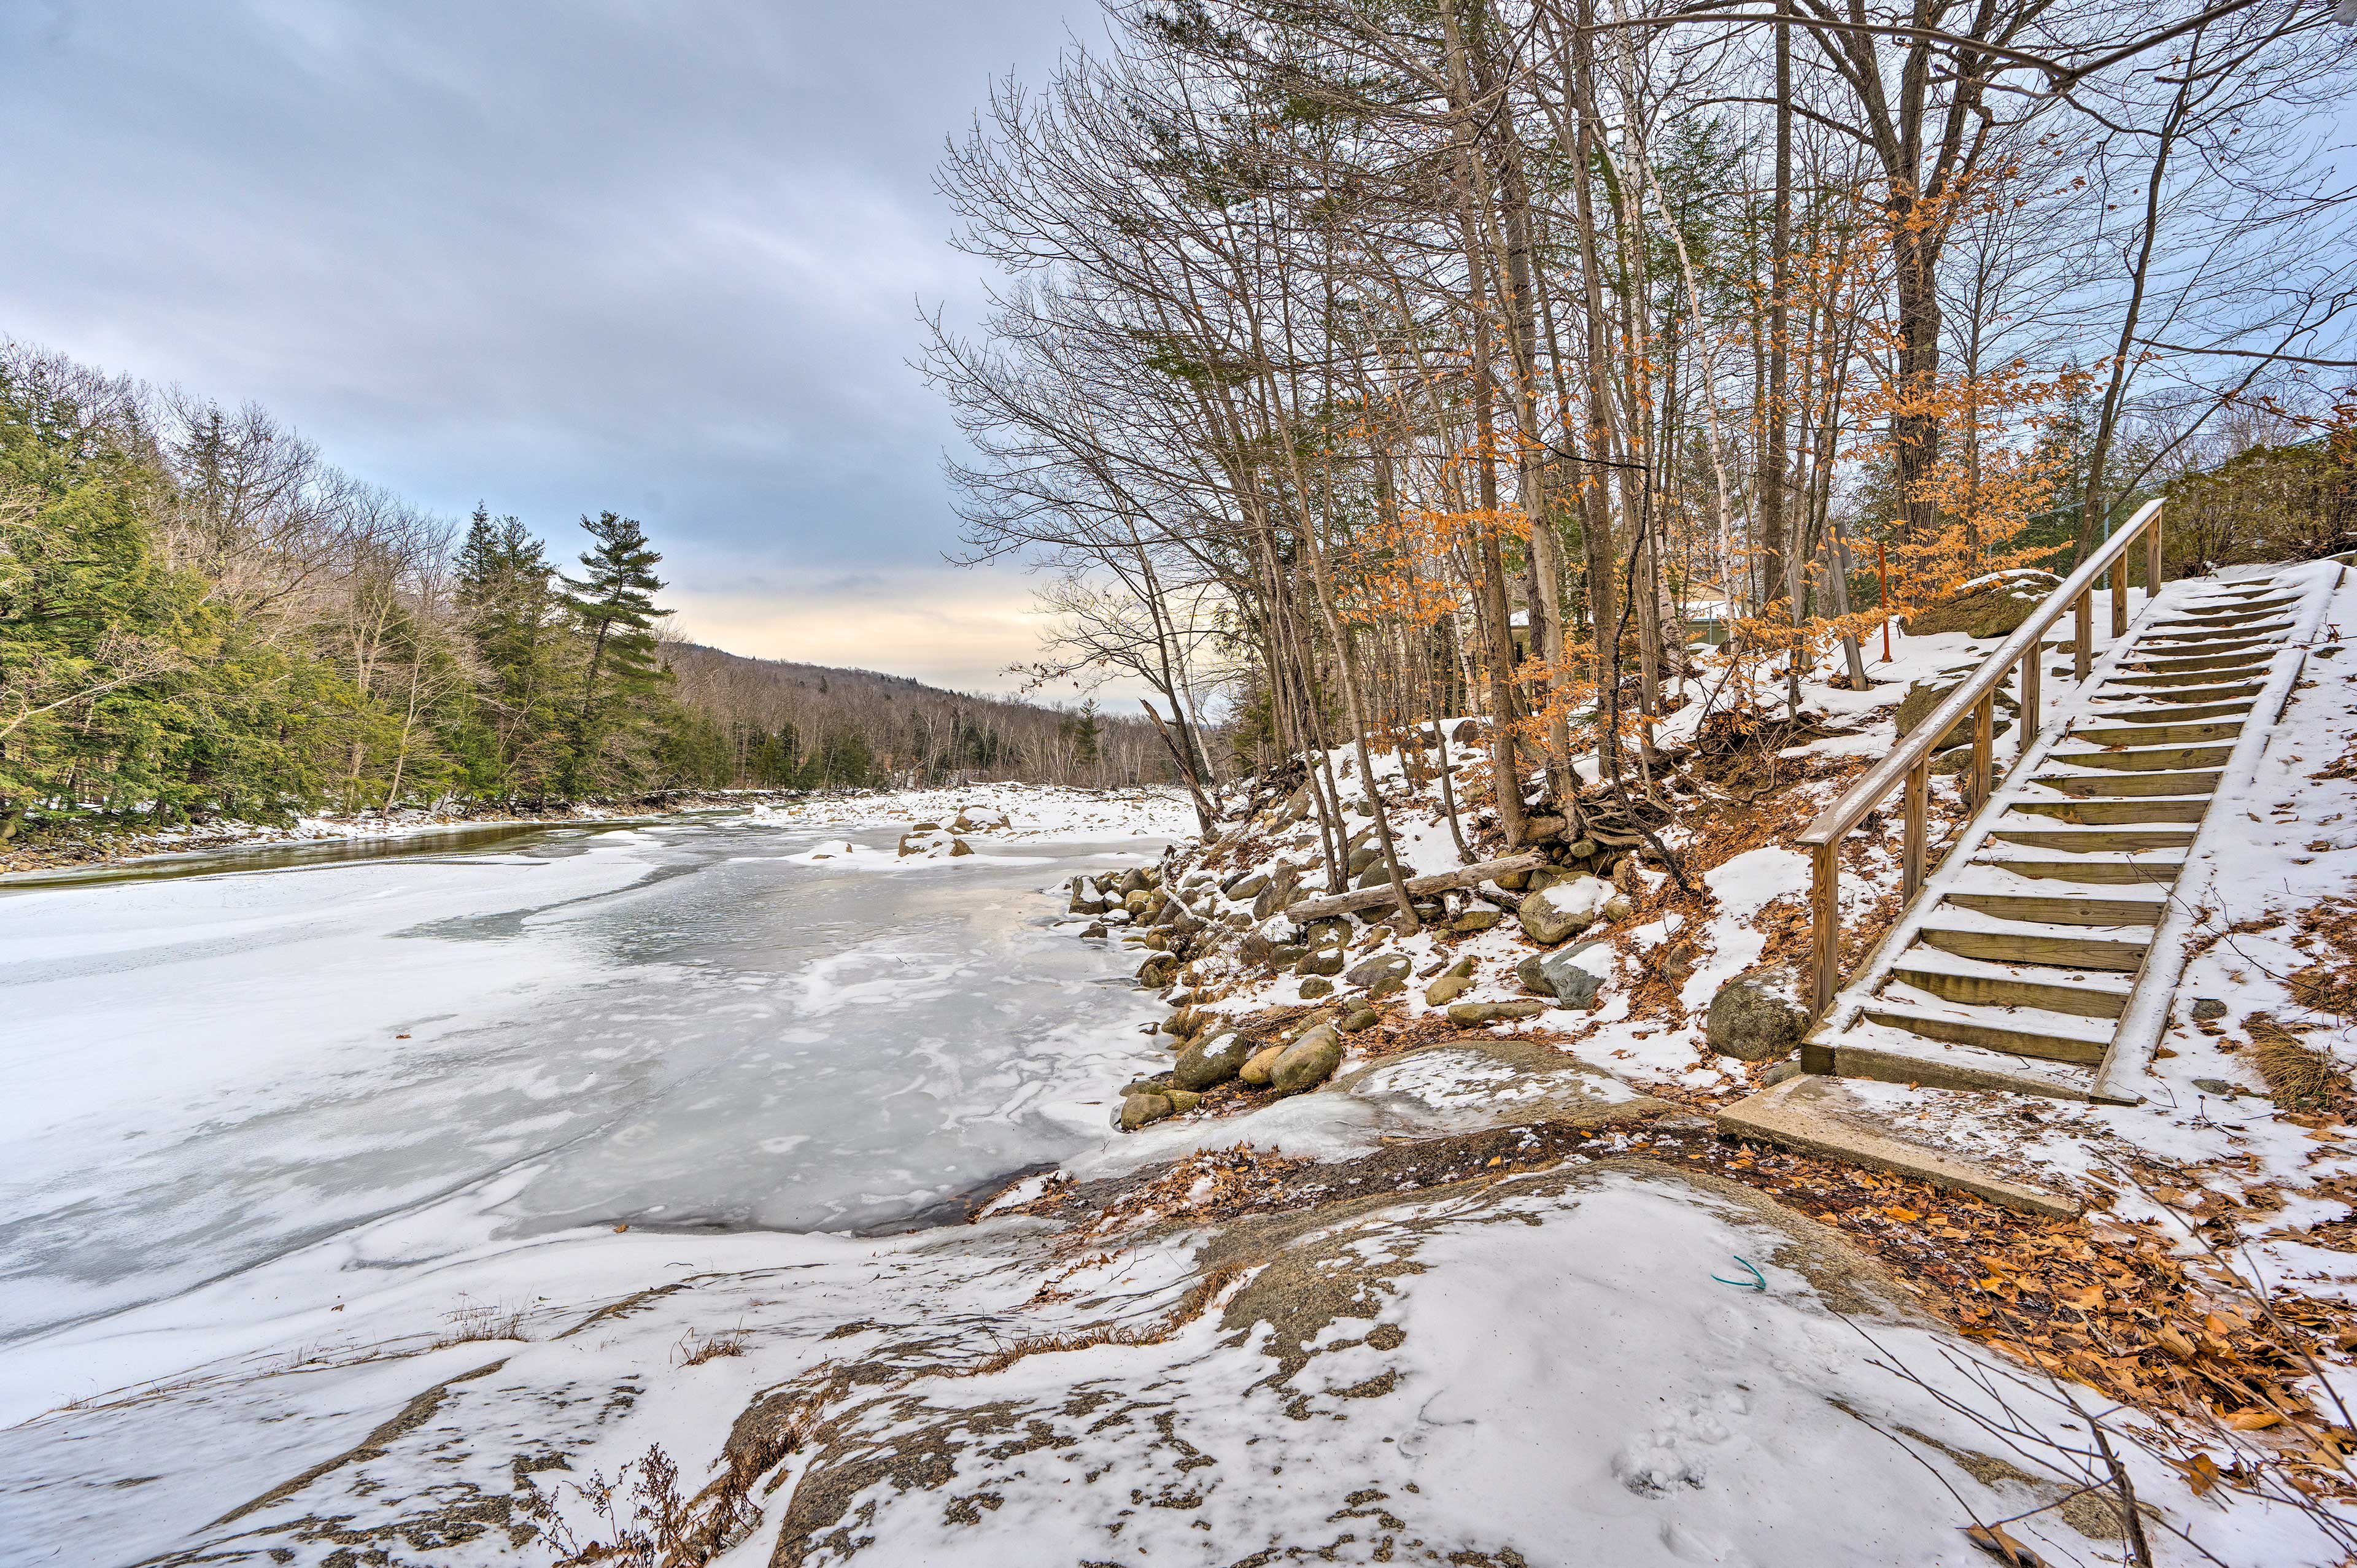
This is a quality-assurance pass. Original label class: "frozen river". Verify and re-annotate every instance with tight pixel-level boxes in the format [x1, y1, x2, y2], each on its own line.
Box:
[0, 811, 1175, 1361]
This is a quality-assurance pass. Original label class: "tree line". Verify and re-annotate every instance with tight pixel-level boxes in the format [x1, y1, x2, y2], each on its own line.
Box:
[0, 341, 1172, 833]
[925, 0, 2357, 920]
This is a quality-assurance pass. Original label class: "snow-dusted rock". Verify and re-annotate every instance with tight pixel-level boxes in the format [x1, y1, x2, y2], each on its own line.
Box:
[1517, 875, 1612, 945]
[1706, 965, 1809, 1062]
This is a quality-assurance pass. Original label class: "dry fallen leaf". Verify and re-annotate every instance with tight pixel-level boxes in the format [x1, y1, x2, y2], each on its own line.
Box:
[1965, 1522, 2050, 1566]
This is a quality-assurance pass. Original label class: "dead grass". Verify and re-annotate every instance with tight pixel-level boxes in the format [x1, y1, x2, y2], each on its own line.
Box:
[2248, 1013, 2355, 1117]
[431, 1299, 524, 1349]
[674, 1327, 751, 1367]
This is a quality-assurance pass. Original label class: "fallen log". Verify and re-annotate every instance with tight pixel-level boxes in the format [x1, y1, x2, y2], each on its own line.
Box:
[1282, 852, 1549, 923]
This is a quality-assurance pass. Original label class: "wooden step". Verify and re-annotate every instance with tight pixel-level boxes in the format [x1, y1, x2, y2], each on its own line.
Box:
[2123, 651, 2275, 675]
[1984, 825, 2197, 854]
[2152, 606, 2297, 628]
[2007, 797, 2210, 824]
[2094, 682, 2262, 706]
[1831, 1040, 2106, 1103]
[1944, 891, 2166, 926]
[1918, 925, 2150, 971]
[2028, 769, 2220, 797]
[2075, 720, 2243, 747]
[1969, 856, 2184, 886]
[2169, 592, 2299, 611]
[1860, 1003, 2108, 1064]
[2082, 701, 2254, 725]
[2046, 743, 2232, 771]
[2142, 621, 2291, 646]
[1886, 961, 2131, 1019]
[2107, 669, 2268, 689]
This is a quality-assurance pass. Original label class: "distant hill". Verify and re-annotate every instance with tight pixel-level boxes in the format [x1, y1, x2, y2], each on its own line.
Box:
[660, 641, 1174, 789]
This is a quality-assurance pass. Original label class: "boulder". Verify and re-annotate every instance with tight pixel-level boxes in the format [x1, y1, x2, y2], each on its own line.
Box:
[1068, 877, 1109, 915]
[1452, 719, 1482, 744]
[1345, 951, 1414, 995]
[1299, 976, 1334, 999]
[1080, 922, 1107, 939]
[1252, 868, 1301, 921]
[1339, 1006, 1380, 1033]
[1269, 944, 1307, 970]
[1516, 876, 1614, 945]
[1172, 1030, 1256, 1091]
[1515, 939, 1612, 1008]
[911, 821, 941, 832]
[1348, 844, 1382, 875]
[1164, 1089, 1203, 1114]
[1124, 889, 1154, 916]
[1118, 1091, 1175, 1131]
[1117, 868, 1150, 896]
[1450, 908, 1504, 935]
[1425, 973, 1473, 1006]
[1137, 952, 1180, 989]
[1302, 917, 1352, 948]
[1239, 1042, 1287, 1087]
[1705, 966, 1809, 1062]
[1239, 931, 1275, 965]
[1296, 946, 1347, 977]
[1353, 863, 1389, 890]
[1446, 998, 1547, 1026]
[949, 838, 974, 857]
[1271, 1025, 1342, 1095]
[2190, 997, 2227, 1022]
[1902, 570, 2059, 639]
[1600, 894, 1635, 924]
[1226, 872, 1269, 900]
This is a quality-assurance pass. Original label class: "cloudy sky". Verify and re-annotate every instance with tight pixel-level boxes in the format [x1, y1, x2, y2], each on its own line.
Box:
[0, 0, 1102, 693]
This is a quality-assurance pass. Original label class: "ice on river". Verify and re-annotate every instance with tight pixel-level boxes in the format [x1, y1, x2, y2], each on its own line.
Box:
[0, 810, 1177, 1407]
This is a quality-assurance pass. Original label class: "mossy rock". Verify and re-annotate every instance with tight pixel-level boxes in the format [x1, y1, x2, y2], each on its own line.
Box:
[1903, 571, 2060, 639]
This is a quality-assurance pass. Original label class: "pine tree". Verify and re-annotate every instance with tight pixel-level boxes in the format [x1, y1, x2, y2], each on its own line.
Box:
[559, 511, 668, 796]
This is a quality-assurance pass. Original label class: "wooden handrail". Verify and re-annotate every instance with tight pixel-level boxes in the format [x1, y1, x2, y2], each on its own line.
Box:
[1796, 499, 2167, 1022]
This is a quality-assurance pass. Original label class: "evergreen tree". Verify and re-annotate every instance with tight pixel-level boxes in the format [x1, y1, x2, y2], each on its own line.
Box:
[559, 511, 668, 796]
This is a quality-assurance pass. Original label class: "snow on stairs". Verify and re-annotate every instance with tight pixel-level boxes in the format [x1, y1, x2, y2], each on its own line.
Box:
[1811, 571, 2318, 1106]
[1720, 558, 2340, 1215]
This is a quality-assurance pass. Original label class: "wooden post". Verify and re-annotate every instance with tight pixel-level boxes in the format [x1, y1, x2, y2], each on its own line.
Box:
[1903, 760, 1929, 903]
[1876, 539, 1892, 662]
[1970, 692, 1995, 812]
[2110, 557, 2129, 639]
[2074, 592, 2092, 682]
[2146, 514, 2164, 603]
[2020, 652, 2041, 765]
[1811, 840, 1839, 1019]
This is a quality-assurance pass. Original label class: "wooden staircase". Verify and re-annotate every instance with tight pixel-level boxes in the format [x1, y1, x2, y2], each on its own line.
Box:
[1804, 564, 2335, 1104]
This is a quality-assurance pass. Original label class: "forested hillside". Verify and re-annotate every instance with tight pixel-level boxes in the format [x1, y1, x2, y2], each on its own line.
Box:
[0, 341, 1174, 835]
[662, 642, 1172, 792]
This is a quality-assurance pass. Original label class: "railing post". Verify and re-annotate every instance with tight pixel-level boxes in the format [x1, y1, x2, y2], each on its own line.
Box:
[1902, 760, 1928, 903]
[1811, 840, 1838, 1019]
[2110, 557, 2129, 638]
[2019, 652, 2040, 768]
[1970, 691, 1995, 811]
[2074, 592, 2092, 682]
[2146, 513, 2164, 602]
